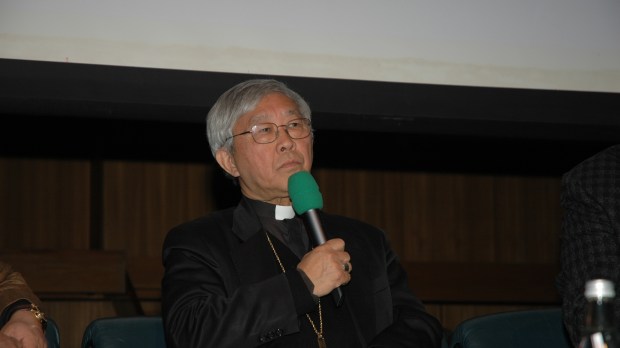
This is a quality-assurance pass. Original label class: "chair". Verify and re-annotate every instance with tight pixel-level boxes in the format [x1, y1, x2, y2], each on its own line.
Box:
[81, 316, 166, 348]
[46, 317, 60, 348]
[449, 308, 572, 348]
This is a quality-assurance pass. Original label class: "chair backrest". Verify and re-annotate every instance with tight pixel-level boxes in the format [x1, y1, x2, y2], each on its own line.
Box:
[449, 308, 571, 348]
[46, 317, 60, 348]
[81, 316, 166, 348]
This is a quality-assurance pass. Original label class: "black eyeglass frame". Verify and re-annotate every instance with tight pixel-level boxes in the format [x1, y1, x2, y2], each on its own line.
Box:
[226, 118, 312, 144]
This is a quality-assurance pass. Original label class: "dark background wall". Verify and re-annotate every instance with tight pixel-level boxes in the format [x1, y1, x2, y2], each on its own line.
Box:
[2, 58, 619, 170]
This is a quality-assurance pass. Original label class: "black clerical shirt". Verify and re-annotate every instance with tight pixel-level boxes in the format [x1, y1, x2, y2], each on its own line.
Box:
[249, 198, 310, 259]
[243, 197, 363, 347]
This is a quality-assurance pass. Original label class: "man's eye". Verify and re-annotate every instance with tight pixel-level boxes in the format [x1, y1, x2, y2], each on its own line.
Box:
[255, 125, 274, 134]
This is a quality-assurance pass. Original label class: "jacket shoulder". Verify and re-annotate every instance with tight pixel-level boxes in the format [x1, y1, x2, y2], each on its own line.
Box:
[163, 208, 234, 247]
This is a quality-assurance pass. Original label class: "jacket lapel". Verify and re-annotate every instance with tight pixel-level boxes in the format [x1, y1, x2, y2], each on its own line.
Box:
[230, 229, 282, 284]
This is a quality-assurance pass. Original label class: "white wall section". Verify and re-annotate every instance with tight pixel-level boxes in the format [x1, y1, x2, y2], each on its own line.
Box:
[1, 0, 619, 92]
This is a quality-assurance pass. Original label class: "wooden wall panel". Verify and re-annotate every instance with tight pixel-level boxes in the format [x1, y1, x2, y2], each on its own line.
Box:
[401, 172, 497, 262]
[315, 169, 500, 262]
[102, 161, 215, 257]
[315, 170, 561, 263]
[101, 160, 217, 319]
[493, 176, 562, 263]
[0, 158, 91, 249]
[3, 250, 126, 295]
[314, 169, 406, 256]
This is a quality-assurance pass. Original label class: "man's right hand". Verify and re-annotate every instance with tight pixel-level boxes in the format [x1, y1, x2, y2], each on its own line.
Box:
[297, 238, 352, 297]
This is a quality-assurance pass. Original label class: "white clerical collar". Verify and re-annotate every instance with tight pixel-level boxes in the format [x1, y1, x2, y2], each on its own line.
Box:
[275, 205, 295, 220]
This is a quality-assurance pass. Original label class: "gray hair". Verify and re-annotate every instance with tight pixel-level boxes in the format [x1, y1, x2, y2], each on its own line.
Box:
[206, 79, 312, 157]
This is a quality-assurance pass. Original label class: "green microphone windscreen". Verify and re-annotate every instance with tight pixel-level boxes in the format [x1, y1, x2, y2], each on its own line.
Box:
[288, 171, 323, 215]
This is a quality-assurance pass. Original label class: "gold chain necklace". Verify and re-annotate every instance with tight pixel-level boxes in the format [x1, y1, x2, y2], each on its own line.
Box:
[265, 232, 327, 348]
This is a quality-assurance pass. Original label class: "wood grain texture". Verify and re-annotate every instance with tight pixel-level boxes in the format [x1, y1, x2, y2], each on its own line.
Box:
[2, 249, 125, 295]
[0, 158, 91, 249]
[102, 161, 214, 257]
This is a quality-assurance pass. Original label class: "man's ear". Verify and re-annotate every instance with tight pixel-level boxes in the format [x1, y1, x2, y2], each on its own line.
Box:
[215, 148, 240, 177]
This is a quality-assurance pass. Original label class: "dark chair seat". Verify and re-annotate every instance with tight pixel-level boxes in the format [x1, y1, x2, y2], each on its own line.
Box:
[81, 316, 166, 348]
[46, 317, 60, 348]
[449, 308, 571, 348]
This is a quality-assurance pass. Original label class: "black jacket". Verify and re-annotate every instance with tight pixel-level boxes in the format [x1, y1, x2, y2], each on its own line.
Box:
[162, 197, 443, 347]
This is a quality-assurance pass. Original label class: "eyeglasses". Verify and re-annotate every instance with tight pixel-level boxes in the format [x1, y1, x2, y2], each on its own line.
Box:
[226, 118, 312, 144]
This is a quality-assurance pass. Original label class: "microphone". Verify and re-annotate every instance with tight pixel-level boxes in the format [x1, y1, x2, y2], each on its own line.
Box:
[288, 170, 344, 307]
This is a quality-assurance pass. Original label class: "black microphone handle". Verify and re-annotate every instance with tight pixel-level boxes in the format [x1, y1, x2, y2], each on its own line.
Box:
[304, 209, 344, 307]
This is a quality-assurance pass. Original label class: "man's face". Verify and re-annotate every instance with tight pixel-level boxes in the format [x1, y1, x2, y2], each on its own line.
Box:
[216, 92, 313, 204]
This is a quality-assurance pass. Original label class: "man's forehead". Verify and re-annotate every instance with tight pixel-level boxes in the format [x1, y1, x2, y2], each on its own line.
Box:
[244, 108, 301, 124]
